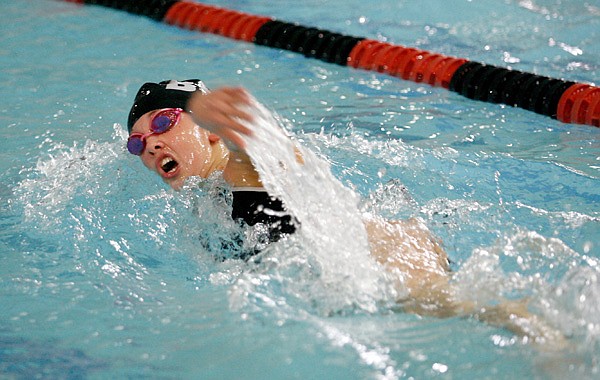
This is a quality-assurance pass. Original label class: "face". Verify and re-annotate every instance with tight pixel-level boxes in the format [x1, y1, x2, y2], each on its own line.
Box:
[130, 109, 228, 189]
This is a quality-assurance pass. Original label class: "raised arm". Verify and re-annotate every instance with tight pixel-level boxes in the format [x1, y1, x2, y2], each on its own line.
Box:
[186, 87, 262, 188]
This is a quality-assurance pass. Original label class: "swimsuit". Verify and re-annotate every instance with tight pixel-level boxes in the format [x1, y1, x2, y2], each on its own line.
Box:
[195, 188, 295, 261]
[231, 188, 296, 243]
[201, 188, 295, 261]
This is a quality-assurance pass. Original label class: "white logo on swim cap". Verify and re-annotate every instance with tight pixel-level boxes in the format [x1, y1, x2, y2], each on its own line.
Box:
[164, 80, 208, 93]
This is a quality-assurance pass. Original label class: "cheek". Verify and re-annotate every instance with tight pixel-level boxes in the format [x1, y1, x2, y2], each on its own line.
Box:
[189, 142, 210, 162]
[182, 133, 210, 161]
[140, 155, 155, 171]
[191, 129, 209, 156]
[185, 144, 211, 172]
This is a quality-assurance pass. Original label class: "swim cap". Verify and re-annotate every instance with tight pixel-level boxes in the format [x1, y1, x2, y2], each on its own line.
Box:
[127, 79, 209, 132]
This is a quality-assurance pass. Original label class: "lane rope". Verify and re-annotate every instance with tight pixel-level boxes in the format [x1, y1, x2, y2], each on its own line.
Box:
[64, 0, 600, 127]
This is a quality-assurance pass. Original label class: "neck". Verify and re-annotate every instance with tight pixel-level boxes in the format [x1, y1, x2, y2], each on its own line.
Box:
[222, 149, 263, 188]
[209, 141, 230, 174]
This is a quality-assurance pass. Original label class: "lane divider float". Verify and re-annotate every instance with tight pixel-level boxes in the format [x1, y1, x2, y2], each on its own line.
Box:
[63, 0, 599, 127]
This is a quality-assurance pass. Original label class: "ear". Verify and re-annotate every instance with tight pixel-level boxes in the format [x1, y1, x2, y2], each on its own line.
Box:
[208, 133, 221, 144]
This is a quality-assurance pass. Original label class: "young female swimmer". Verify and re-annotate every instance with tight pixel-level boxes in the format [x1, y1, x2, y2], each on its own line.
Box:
[127, 79, 564, 345]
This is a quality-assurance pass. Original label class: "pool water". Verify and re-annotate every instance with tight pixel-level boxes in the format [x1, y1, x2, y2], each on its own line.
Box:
[1, 0, 600, 378]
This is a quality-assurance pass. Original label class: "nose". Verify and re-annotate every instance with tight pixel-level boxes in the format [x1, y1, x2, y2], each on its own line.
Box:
[145, 136, 165, 156]
[139, 137, 165, 171]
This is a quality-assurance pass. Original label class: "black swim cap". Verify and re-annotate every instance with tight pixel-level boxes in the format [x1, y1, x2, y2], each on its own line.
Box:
[127, 79, 209, 132]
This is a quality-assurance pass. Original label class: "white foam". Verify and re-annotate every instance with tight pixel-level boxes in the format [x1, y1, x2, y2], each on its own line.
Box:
[233, 98, 397, 314]
[15, 124, 125, 228]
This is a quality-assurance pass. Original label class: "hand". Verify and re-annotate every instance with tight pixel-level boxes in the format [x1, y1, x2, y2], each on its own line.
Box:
[186, 86, 254, 151]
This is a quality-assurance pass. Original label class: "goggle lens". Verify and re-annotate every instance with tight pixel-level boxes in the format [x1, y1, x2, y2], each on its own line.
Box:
[152, 114, 173, 133]
[127, 137, 145, 155]
[127, 108, 182, 156]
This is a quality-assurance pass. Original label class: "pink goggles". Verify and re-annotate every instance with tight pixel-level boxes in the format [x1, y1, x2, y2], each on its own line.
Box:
[127, 108, 183, 155]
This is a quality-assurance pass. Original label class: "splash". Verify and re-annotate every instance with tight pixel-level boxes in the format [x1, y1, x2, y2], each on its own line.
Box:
[231, 98, 398, 315]
[15, 126, 124, 228]
[10, 124, 224, 303]
[452, 228, 600, 351]
[12, 101, 600, 379]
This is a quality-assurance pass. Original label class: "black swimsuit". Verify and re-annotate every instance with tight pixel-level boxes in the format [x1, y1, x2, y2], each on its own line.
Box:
[204, 188, 295, 261]
[231, 189, 296, 242]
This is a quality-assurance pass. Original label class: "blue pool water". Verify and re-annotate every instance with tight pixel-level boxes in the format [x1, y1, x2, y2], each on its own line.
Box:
[1, 0, 600, 378]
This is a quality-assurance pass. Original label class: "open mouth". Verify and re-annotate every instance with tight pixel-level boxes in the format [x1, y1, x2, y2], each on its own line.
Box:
[161, 156, 178, 173]
[159, 156, 179, 175]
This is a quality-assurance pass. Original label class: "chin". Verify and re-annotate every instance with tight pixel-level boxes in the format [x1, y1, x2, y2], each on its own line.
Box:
[164, 177, 184, 191]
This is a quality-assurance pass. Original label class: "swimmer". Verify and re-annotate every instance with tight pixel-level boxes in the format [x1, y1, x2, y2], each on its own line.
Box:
[127, 79, 564, 346]
[127, 80, 295, 245]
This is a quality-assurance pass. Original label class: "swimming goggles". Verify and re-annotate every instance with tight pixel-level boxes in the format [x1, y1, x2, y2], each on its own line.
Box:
[127, 108, 183, 155]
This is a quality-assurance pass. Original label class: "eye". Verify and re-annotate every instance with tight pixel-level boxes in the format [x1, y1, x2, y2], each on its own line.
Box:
[127, 137, 145, 155]
[152, 115, 172, 133]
